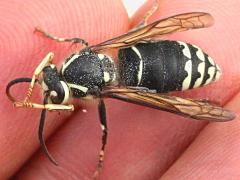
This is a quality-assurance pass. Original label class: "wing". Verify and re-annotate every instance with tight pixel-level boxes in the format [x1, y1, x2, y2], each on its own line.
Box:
[102, 88, 235, 122]
[90, 12, 214, 52]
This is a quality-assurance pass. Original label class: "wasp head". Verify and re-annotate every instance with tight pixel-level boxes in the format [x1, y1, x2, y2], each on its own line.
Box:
[40, 64, 70, 105]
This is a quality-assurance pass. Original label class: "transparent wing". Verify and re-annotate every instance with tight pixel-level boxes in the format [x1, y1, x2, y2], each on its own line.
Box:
[90, 12, 214, 52]
[102, 88, 235, 122]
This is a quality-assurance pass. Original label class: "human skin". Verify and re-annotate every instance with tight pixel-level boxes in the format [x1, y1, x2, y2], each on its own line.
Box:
[1, 0, 240, 179]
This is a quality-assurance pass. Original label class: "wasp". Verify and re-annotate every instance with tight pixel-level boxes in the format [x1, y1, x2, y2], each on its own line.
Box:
[6, 0, 235, 178]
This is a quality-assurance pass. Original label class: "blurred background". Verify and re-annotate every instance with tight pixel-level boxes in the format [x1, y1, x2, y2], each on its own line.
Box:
[122, 0, 146, 16]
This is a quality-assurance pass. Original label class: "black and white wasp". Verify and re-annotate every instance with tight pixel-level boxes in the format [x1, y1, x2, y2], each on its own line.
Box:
[6, 0, 235, 177]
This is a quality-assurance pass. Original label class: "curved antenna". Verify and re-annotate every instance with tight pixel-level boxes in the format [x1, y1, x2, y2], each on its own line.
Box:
[38, 94, 58, 166]
[6, 77, 32, 102]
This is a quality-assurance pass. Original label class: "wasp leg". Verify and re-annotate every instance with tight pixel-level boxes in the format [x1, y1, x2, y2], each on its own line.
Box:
[24, 52, 54, 102]
[132, 0, 160, 30]
[93, 99, 108, 179]
[127, 86, 157, 93]
[35, 27, 88, 47]
[14, 101, 74, 111]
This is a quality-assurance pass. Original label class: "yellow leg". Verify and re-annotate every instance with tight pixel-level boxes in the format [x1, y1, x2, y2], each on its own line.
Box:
[25, 52, 54, 102]
[14, 101, 74, 111]
[35, 27, 88, 47]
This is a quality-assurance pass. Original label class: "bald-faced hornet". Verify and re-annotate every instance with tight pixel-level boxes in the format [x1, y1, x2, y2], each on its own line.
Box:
[6, 0, 235, 177]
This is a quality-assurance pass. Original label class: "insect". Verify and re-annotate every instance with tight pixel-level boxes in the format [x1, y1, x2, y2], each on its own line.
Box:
[6, 0, 235, 178]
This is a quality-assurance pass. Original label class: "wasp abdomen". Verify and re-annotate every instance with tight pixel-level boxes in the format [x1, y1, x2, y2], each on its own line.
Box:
[118, 41, 221, 93]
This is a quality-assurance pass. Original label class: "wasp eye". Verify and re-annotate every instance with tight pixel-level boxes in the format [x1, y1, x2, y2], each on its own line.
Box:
[42, 66, 70, 104]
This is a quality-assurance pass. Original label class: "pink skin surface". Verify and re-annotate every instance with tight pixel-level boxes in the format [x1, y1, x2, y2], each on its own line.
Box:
[1, 0, 240, 179]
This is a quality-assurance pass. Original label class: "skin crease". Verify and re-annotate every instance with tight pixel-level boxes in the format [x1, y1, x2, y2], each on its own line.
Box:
[0, 0, 239, 180]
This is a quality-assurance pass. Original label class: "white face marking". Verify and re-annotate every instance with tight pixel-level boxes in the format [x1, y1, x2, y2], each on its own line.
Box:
[182, 60, 192, 90]
[103, 72, 110, 82]
[67, 83, 88, 93]
[61, 54, 80, 75]
[50, 91, 57, 97]
[205, 66, 216, 85]
[131, 46, 143, 86]
[208, 56, 215, 66]
[98, 54, 105, 60]
[178, 41, 191, 59]
[193, 61, 205, 88]
[60, 81, 70, 104]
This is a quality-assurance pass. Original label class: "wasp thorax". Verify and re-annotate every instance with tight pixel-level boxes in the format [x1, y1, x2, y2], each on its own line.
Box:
[41, 65, 70, 104]
[60, 51, 116, 98]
